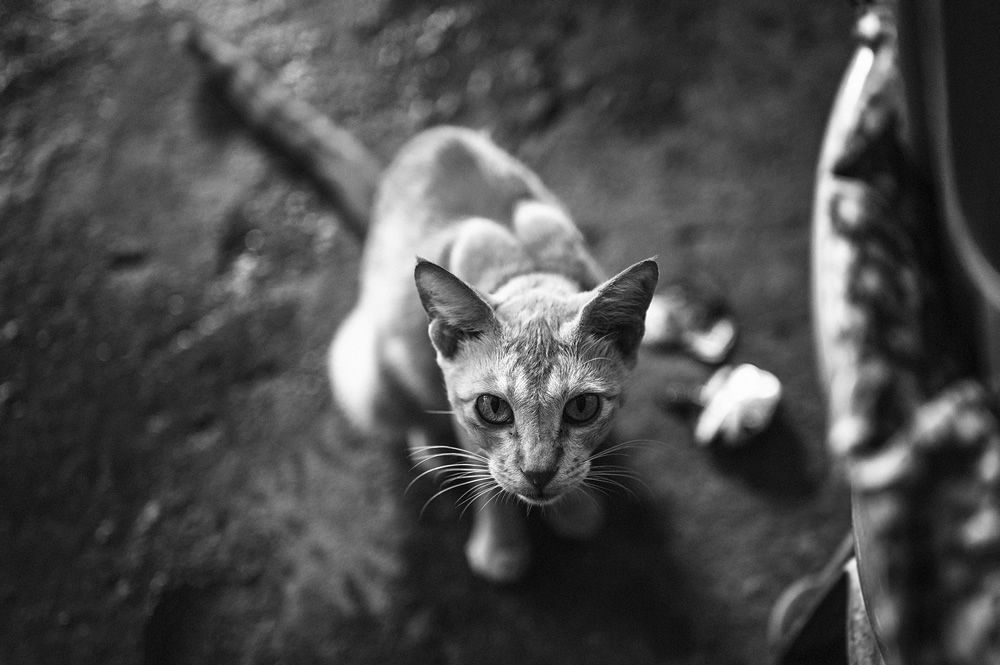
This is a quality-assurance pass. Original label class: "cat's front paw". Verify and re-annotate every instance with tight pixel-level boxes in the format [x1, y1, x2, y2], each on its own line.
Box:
[465, 521, 531, 584]
[545, 489, 605, 540]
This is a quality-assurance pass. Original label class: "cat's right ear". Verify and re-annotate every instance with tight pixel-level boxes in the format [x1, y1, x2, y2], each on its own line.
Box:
[578, 258, 658, 361]
[414, 258, 498, 358]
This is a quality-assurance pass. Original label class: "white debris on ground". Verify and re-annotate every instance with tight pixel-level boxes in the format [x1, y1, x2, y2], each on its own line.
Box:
[643, 290, 737, 365]
[694, 364, 783, 446]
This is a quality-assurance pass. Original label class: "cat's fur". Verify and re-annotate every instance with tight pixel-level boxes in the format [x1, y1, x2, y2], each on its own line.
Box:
[329, 126, 657, 582]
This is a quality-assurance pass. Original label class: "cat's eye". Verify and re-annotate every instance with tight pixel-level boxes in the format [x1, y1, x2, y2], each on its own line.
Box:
[475, 394, 514, 425]
[563, 393, 600, 424]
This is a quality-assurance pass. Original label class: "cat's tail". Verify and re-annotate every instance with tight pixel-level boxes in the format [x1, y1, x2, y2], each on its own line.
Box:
[182, 21, 382, 240]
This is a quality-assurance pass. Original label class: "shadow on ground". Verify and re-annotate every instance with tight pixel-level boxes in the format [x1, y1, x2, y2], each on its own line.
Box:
[0, 0, 853, 663]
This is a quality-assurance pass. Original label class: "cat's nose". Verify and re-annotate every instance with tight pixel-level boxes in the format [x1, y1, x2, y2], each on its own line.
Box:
[521, 468, 556, 492]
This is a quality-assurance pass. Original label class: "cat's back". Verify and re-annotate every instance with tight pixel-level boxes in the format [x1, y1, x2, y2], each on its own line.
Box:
[355, 127, 556, 310]
[365, 127, 554, 262]
[354, 127, 603, 329]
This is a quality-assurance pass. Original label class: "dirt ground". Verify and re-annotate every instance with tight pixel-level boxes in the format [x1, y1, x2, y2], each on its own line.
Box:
[1, 0, 855, 663]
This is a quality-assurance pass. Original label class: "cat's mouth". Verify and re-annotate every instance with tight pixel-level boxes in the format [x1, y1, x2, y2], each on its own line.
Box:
[513, 490, 562, 507]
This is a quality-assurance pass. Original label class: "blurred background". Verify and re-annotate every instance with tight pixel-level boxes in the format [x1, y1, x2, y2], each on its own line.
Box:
[0, 0, 854, 662]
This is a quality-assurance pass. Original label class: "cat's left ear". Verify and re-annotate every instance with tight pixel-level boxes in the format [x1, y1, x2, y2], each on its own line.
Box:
[415, 258, 498, 359]
[578, 258, 658, 360]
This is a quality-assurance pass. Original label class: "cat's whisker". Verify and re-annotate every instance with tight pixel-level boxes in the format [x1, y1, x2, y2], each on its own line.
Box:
[588, 463, 640, 479]
[452, 472, 492, 490]
[584, 479, 630, 501]
[568, 483, 602, 510]
[406, 462, 487, 493]
[586, 445, 632, 463]
[584, 473, 642, 501]
[460, 484, 501, 519]
[439, 477, 493, 501]
[589, 472, 645, 491]
[410, 450, 489, 469]
[405, 466, 444, 493]
[424, 409, 455, 415]
[418, 467, 494, 516]
[478, 488, 508, 515]
[420, 484, 463, 518]
[410, 444, 489, 462]
[449, 471, 496, 496]
[455, 479, 496, 508]
[444, 477, 495, 500]
[581, 479, 613, 501]
[415, 458, 486, 472]
[455, 481, 486, 508]
[410, 447, 489, 462]
[599, 437, 662, 454]
[453, 468, 496, 490]
[411, 443, 484, 452]
[586, 438, 664, 463]
[590, 478, 645, 500]
[444, 463, 490, 472]
[589, 461, 642, 476]
[589, 463, 644, 479]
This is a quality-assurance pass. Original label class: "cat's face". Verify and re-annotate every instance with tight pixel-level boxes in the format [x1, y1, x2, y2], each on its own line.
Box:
[416, 259, 658, 505]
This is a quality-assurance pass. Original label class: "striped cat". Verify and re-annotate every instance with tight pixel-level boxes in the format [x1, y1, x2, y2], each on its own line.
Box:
[329, 126, 656, 582]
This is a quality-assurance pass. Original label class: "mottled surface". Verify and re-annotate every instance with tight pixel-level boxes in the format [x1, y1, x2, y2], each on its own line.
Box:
[0, 1, 853, 663]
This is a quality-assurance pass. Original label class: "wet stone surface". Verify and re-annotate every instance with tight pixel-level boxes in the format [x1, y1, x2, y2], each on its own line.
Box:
[1, 1, 853, 663]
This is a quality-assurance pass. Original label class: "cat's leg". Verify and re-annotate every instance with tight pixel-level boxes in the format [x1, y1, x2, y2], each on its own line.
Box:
[465, 492, 532, 584]
[449, 426, 532, 583]
[544, 484, 605, 540]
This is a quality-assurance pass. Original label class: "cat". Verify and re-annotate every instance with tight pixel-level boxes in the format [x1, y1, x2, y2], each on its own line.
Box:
[328, 125, 657, 582]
